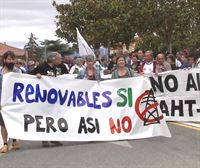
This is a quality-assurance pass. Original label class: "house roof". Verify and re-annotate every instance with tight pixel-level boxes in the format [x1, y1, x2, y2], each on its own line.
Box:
[0, 42, 27, 57]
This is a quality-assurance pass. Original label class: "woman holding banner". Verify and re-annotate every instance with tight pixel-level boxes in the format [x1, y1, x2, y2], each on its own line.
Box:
[77, 55, 101, 81]
[111, 56, 134, 79]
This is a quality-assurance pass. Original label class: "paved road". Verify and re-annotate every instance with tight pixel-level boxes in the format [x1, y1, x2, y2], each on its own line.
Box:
[0, 123, 200, 168]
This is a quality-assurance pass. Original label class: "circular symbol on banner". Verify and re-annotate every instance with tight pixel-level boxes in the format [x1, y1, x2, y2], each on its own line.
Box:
[135, 89, 163, 126]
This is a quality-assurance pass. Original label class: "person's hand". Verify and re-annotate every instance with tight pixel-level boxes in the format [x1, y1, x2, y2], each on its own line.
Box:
[104, 69, 110, 75]
[140, 72, 144, 75]
[36, 73, 42, 79]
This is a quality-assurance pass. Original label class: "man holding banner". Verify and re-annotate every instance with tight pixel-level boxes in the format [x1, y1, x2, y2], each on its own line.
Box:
[29, 51, 66, 147]
[30, 52, 68, 77]
[0, 51, 21, 153]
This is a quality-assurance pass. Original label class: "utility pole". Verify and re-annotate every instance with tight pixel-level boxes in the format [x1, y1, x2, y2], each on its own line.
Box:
[44, 40, 47, 61]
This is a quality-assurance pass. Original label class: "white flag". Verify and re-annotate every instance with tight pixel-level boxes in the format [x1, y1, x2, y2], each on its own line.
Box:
[76, 28, 95, 57]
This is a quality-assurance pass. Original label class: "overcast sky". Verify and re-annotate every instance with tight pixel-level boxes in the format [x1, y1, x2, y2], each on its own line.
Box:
[0, 0, 70, 48]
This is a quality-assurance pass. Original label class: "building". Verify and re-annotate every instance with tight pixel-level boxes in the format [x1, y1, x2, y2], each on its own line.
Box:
[0, 42, 27, 58]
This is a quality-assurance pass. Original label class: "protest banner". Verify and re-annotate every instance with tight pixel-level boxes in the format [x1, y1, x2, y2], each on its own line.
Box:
[1, 73, 171, 141]
[65, 69, 200, 122]
[149, 69, 200, 121]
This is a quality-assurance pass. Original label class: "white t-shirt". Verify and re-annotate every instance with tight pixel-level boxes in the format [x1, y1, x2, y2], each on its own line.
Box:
[143, 62, 154, 74]
[69, 64, 83, 74]
[175, 59, 182, 68]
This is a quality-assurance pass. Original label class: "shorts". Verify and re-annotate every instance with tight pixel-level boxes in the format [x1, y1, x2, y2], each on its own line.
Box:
[0, 112, 5, 126]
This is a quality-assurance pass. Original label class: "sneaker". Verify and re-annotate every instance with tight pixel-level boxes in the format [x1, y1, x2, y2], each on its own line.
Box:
[0, 144, 8, 153]
[12, 140, 20, 150]
[42, 141, 50, 147]
[50, 141, 63, 146]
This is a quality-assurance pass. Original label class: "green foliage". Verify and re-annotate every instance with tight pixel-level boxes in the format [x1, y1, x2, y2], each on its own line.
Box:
[24, 33, 41, 61]
[40, 39, 68, 53]
[53, 0, 200, 53]
[24, 33, 70, 61]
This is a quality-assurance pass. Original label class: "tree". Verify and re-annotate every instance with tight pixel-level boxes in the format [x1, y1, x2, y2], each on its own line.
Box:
[188, 0, 200, 51]
[53, 0, 138, 50]
[40, 39, 68, 52]
[24, 33, 41, 61]
[133, 0, 196, 53]
[53, 0, 200, 53]
[40, 39, 70, 60]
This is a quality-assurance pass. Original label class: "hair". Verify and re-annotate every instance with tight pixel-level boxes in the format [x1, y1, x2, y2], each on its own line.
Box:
[176, 51, 183, 55]
[60, 51, 72, 57]
[101, 55, 107, 62]
[137, 49, 145, 54]
[74, 57, 84, 64]
[116, 55, 126, 64]
[16, 58, 24, 65]
[85, 55, 95, 62]
[131, 52, 138, 58]
[167, 54, 176, 63]
[46, 52, 58, 63]
[2, 50, 15, 66]
[28, 60, 35, 66]
[145, 50, 153, 56]
[157, 53, 165, 58]
[189, 51, 200, 61]
[110, 53, 117, 58]
[76, 57, 84, 61]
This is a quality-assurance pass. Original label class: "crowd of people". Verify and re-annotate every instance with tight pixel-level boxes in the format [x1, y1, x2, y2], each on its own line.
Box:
[0, 48, 200, 153]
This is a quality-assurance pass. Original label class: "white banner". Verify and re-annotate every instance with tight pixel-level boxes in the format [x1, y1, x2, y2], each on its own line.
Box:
[1, 73, 171, 141]
[149, 69, 200, 121]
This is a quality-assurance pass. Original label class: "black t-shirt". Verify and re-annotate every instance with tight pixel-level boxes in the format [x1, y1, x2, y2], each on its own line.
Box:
[29, 62, 68, 76]
[56, 63, 69, 75]
[107, 61, 116, 70]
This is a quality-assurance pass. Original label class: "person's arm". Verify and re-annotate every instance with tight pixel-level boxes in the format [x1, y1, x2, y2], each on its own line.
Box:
[128, 67, 134, 77]
[28, 66, 43, 78]
[76, 69, 84, 79]
[111, 69, 117, 79]
[29, 66, 41, 75]
[95, 68, 101, 81]
[165, 62, 172, 71]
[60, 64, 69, 74]
[69, 66, 75, 74]
[197, 59, 200, 68]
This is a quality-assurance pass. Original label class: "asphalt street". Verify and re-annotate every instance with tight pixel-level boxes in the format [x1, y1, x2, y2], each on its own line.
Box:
[0, 122, 199, 168]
